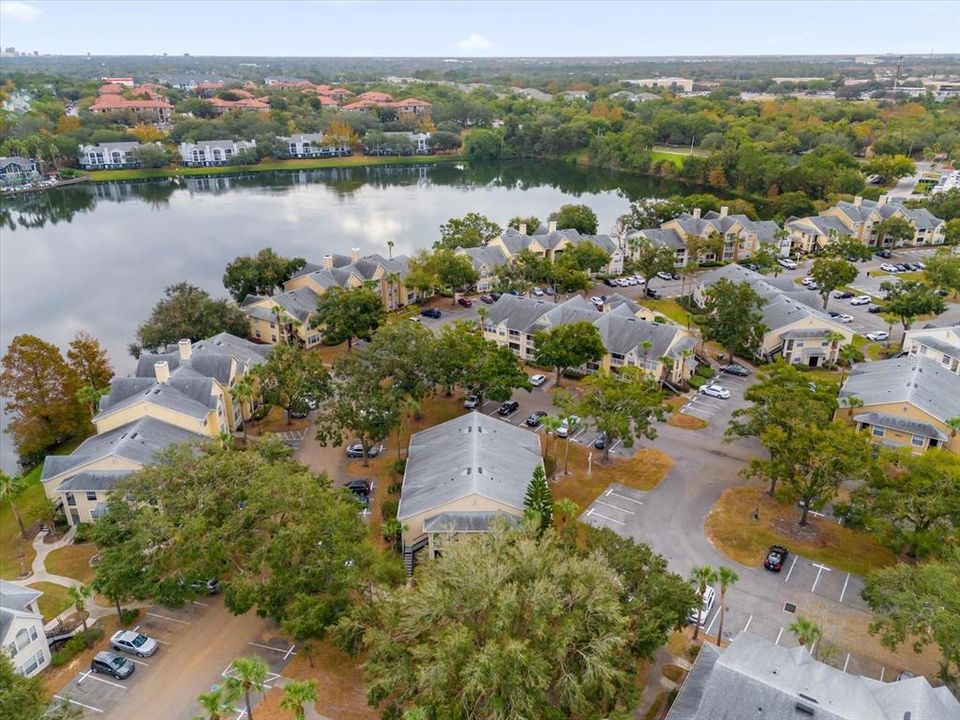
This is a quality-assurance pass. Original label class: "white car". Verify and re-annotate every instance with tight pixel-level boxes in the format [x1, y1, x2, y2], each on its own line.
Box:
[627, 277, 638, 286]
[850, 295, 871, 306]
[688, 586, 717, 627]
[866, 331, 889, 342]
[617, 278, 630, 287]
[698, 384, 731, 399]
[914, 261, 926, 269]
[801, 277, 815, 286]
[656, 271, 673, 281]
[778, 258, 798, 270]
[556, 415, 581, 438]
[111, 630, 159, 657]
[837, 314, 854, 323]
[532, 287, 544, 297]
[880, 263, 899, 273]
[590, 296, 604, 306]
[530, 374, 546, 387]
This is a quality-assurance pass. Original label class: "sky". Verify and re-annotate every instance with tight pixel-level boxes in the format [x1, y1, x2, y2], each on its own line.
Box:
[0, 0, 958, 57]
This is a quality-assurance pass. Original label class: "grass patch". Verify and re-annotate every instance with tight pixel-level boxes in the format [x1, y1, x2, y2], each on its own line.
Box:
[45, 544, 97, 584]
[668, 413, 708, 430]
[662, 664, 686, 683]
[638, 298, 695, 327]
[0, 482, 48, 580]
[642, 691, 673, 720]
[84, 154, 459, 182]
[548, 442, 672, 511]
[865, 342, 891, 361]
[705, 485, 896, 577]
[650, 151, 685, 169]
[27, 581, 73, 622]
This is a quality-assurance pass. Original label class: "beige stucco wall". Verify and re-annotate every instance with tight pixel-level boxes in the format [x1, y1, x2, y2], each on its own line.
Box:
[94, 402, 219, 438]
[842, 402, 958, 454]
[42, 456, 143, 500]
[400, 494, 524, 547]
[765, 316, 853, 357]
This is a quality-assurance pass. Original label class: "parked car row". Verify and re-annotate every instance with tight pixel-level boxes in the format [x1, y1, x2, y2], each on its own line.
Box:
[879, 261, 925, 273]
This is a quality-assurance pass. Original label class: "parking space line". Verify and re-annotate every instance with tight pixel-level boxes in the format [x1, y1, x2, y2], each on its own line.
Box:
[605, 488, 643, 506]
[839, 573, 850, 603]
[742, 614, 753, 634]
[126, 657, 151, 666]
[775, 627, 784, 645]
[571, 427, 587, 441]
[585, 507, 625, 526]
[811, 562, 831, 592]
[154, 638, 170, 644]
[147, 612, 191, 625]
[609, 439, 622, 452]
[283, 643, 297, 660]
[593, 498, 635, 515]
[192, 600, 209, 607]
[784, 555, 798, 583]
[55, 695, 103, 714]
[705, 609, 720, 636]
[249, 641, 297, 654]
[83, 673, 127, 690]
[843, 653, 851, 673]
[880, 667, 885, 682]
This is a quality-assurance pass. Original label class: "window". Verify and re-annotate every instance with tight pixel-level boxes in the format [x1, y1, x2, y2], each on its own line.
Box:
[6, 642, 16, 659]
[944, 355, 952, 365]
[29, 627, 38, 642]
[911, 435, 925, 447]
[66, 493, 76, 507]
[871, 426, 885, 438]
[86, 491, 97, 502]
[15, 628, 29, 651]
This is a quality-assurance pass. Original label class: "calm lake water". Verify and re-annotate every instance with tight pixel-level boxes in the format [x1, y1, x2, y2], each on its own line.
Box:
[0, 160, 697, 470]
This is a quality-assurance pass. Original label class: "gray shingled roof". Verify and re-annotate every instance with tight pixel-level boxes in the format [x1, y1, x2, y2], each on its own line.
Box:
[908, 333, 960, 357]
[839, 356, 960, 423]
[786, 214, 852, 237]
[853, 412, 948, 441]
[41, 417, 206, 483]
[1, 580, 43, 642]
[485, 294, 557, 334]
[667, 632, 959, 720]
[594, 313, 681, 358]
[56, 470, 133, 493]
[632, 227, 686, 250]
[458, 245, 508, 273]
[96, 377, 217, 421]
[397, 412, 543, 521]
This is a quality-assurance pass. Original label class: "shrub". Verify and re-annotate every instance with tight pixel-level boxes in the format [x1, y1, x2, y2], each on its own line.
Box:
[72, 523, 94, 544]
[654, 316, 667, 324]
[51, 627, 102, 666]
[685, 643, 702, 662]
[120, 608, 140, 626]
[688, 375, 707, 389]
[562, 368, 586, 380]
[381, 497, 399, 521]
[391, 459, 407, 476]
[695, 365, 715, 379]
[251, 405, 271, 422]
[387, 481, 402, 495]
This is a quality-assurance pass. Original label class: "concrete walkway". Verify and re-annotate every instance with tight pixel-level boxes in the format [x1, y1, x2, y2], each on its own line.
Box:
[8, 527, 135, 631]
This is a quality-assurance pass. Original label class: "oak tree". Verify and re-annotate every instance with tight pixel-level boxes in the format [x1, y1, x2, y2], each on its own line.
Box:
[313, 285, 385, 351]
[701, 278, 767, 361]
[533, 321, 606, 387]
[222, 248, 306, 303]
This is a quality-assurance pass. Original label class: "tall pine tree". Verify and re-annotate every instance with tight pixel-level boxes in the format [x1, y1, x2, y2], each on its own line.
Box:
[523, 465, 553, 537]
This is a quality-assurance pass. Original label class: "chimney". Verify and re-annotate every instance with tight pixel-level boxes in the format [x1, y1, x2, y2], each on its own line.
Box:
[878, 194, 888, 207]
[154, 361, 170, 383]
[853, 195, 863, 207]
[322, 254, 333, 270]
[178, 338, 192, 360]
[548, 220, 557, 233]
[351, 247, 361, 263]
[519, 223, 527, 235]
[719, 205, 729, 218]
[692, 208, 701, 220]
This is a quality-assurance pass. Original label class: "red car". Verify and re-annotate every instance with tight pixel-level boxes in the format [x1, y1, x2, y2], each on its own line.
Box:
[457, 297, 473, 308]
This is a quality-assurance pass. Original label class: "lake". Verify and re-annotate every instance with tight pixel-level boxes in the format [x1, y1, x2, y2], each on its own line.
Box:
[0, 159, 698, 470]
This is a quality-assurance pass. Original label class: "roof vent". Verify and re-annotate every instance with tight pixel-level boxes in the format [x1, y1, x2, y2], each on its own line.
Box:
[477, 467, 483, 474]
[798, 694, 818, 704]
[795, 703, 815, 716]
[128, 432, 138, 440]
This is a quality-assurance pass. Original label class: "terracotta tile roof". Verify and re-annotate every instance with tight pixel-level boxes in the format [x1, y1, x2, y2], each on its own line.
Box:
[90, 94, 173, 111]
[388, 97, 432, 108]
[209, 97, 270, 110]
[341, 99, 381, 110]
[357, 91, 393, 102]
[98, 84, 124, 95]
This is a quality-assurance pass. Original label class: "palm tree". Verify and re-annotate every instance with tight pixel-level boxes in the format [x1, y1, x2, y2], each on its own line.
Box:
[386, 240, 394, 260]
[225, 656, 268, 720]
[824, 331, 844, 367]
[0, 472, 26, 539]
[639, 339, 654, 373]
[715, 566, 739, 646]
[196, 684, 239, 720]
[279, 679, 318, 720]
[541, 415, 563, 479]
[947, 417, 960, 436]
[789, 615, 823, 657]
[67, 584, 92, 646]
[477, 305, 488, 330]
[689, 565, 718, 642]
[231, 375, 256, 442]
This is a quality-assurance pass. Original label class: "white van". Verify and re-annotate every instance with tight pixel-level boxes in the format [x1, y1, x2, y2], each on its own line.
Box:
[688, 586, 717, 626]
[777, 258, 798, 270]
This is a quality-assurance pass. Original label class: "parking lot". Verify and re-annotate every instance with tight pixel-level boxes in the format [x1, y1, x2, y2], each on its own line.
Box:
[580, 482, 648, 530]
[54, 598, 294, 719]
[678, 368, 752, 432]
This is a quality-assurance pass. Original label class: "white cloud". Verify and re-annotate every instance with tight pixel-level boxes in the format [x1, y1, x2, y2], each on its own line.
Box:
[0, 1, 41, 22]
[456, 33, 491, 53]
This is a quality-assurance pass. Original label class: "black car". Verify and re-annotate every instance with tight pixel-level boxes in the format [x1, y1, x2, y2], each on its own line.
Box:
[875, 249, 892, 258]
[833, 290, 854, 299]
[764, 545, 789, 572]
[828, 311, 840, 318]
[525, 410, 547, 427]
[868, 305, 884, 313]
[91, 651, 135, 680]
[645, 287, 663, 299]
[719, 363, 749, 377]
[895, 264, 908, 272]
[490, 292, 503, 301]
[498, 400, 520, 416]
[603, 278, 618, 287]
[479, 294, 495, 304]
[593, 432, 607, 449]
[420, 308, 441, 319]
[346, 480, 371, 497]
[741, 262, 758, 271]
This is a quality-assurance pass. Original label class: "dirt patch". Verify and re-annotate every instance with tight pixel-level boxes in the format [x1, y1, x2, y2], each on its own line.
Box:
[662, 664, 686, 683]
[549, 442, 672, 511]
[704, 485, 895, 577]
[280, 640, 377, 720]
[668, 412, 708, 430]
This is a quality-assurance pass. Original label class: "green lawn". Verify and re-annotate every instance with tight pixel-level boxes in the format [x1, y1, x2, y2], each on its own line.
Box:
[27, 581, 73, 622]
[638, 298, 697, 328]
[84, 154, 459, 182]
[650, 150, 686, 169]
[45, 544, 97, 584]
[1, 482, 49, 579]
